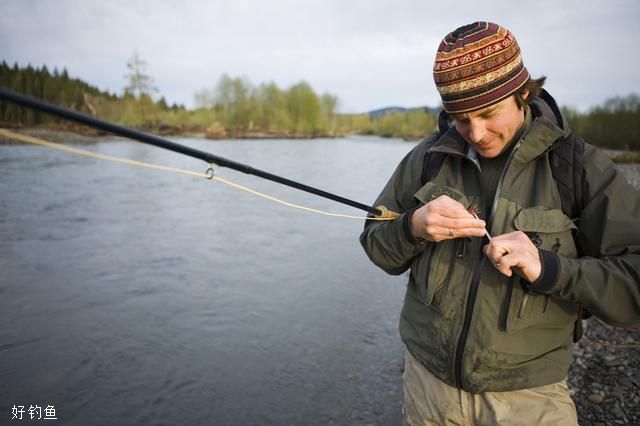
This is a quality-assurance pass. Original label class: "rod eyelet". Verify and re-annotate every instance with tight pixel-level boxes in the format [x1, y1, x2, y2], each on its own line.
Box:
[205, 165, 215, 180]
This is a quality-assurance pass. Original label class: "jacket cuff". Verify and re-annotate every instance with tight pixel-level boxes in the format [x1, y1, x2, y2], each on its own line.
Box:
[527, 249, 560, 294]
[402, 207, 423, 245]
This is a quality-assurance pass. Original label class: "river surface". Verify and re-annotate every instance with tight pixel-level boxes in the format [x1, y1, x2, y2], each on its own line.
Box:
[2, 136, 639, 426]
[0, 136, 413, 425]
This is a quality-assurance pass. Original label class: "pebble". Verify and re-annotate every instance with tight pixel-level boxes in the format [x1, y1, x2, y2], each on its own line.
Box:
[621, 376, 633, 386]
[612, 405, 626, 419]
[588, 394, 605, 404]
[605, 357, 626, 367]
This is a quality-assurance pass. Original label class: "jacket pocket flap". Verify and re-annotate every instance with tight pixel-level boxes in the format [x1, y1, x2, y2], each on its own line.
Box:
[414, 182, 469, 207]
[513, 207, 577, 233]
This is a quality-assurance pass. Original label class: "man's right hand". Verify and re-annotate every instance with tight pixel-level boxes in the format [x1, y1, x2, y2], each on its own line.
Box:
[410, 195, 487, 242]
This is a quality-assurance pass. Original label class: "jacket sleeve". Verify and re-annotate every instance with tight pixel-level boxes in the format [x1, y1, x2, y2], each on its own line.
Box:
[533, 145, 640, 327]
[359, 141, 432, 275]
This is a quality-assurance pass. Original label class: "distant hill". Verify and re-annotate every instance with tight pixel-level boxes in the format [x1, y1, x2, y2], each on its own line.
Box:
[368, 105, 440, 118]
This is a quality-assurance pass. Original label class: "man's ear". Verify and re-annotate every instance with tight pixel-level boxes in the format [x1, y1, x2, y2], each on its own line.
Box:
[521, 89, 530, 101]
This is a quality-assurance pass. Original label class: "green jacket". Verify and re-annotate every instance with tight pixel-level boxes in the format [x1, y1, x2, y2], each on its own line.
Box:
[360, 92, 640, 393]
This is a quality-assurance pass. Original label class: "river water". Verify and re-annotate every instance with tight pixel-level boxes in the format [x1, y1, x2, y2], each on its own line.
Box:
[0, 136, 412, 425]
[1, 136, 639, 425]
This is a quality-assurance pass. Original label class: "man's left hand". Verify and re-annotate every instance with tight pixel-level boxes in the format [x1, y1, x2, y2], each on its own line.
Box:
[483, 231, 541, 283]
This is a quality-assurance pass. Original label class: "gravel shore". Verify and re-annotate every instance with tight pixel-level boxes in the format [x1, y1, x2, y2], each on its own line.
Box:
[570, 319, 640, 425]
[569, 165, 640, 425]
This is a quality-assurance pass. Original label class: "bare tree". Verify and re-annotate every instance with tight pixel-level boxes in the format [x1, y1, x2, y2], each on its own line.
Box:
[124, 51, 157, 99]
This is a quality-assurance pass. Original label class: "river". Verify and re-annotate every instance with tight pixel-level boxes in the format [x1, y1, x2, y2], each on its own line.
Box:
[1, 135, 412, 425]
[1, 135, 639, 425]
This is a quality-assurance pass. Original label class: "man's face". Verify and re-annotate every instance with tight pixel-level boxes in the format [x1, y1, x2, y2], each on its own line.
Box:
[451, 95, 526, 158]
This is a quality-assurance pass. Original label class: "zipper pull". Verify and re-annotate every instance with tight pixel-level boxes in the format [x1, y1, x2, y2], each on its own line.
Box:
[543, 295, 550, 313]
[518, 293, 529, 319]
[456, 238, 468, 258]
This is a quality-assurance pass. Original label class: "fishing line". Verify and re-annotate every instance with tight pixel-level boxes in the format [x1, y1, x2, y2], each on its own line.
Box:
[0, 87, 398, 219]
[0, 128, 396, 221]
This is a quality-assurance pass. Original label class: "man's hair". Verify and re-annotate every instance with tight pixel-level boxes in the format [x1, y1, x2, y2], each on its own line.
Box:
[515, 76, 546, 109]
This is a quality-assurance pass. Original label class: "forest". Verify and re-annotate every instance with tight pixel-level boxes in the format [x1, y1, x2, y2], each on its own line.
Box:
[1, 61, 638, 151]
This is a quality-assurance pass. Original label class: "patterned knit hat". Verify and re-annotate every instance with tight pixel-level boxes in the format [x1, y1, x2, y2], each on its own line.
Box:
[433, 22, 530, 114]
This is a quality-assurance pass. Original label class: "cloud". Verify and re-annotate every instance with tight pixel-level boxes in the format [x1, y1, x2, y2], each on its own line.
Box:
[1, 0, 638, 112]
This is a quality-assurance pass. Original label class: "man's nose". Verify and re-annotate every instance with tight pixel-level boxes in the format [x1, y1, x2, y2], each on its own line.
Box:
[467, 120, 486, 143]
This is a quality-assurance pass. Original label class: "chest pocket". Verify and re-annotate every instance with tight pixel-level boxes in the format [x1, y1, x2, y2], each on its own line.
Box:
[505, 207, 579, 333]
[513, 207, 578, 257]
[411, 182, 471, 307]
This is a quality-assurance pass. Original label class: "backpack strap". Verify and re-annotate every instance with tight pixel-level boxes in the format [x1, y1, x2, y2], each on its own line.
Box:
[549, 133, 586, 221]
[421, 151, 447, 185]
[420, 110, 452, 184]
[548, 132, 590, 341]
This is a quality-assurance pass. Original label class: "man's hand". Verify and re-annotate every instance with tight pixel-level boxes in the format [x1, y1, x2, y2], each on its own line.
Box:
[483, 231, 542, 282]
[410, 195, 486, 242]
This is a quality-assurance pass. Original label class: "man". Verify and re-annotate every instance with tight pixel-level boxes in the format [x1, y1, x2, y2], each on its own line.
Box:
[360, 22, 640, 425]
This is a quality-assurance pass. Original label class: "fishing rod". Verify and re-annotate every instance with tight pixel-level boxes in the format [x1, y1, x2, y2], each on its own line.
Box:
[0, 87, 385, 217]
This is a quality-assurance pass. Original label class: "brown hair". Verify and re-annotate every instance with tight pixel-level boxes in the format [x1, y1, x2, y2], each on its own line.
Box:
[515, 76, 546, 109]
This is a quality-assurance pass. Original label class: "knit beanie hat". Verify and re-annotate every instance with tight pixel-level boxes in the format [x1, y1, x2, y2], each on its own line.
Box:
[433, 22, 530, 114]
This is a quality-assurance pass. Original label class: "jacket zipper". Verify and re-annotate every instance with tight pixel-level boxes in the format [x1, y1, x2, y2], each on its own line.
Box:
[453, 138, 524, 389]
[424, 244, 435, 302]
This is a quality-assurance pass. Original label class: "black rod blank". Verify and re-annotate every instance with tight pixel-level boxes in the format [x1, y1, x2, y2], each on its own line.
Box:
[0, 87, 381, 216]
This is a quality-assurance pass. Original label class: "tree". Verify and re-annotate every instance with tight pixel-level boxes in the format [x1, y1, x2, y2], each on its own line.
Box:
[320, 92, 339, 134]
[214, 74, 252, 132]
[124, 51, 157, 99]
[257, 82, 289, 131]
[287, 81, 321, 134]
[194, 88, 215, 109]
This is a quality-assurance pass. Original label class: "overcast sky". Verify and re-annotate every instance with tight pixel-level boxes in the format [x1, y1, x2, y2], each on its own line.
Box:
[1, 0, 639, 113]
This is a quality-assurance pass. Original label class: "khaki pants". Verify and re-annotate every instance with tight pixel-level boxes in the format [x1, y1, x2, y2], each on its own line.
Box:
[403, 349, 578, 426]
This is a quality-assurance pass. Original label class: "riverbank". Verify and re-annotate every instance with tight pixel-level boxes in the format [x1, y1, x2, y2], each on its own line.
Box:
[0, 127, 108, 144]
[568, 163, 640, 425]
[570, 318, 640, 425]
[3, 127, 640, 165]
[0, 126, 344, 144]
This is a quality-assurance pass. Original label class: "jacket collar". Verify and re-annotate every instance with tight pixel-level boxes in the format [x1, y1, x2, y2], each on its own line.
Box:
[427, 89, 571, 165]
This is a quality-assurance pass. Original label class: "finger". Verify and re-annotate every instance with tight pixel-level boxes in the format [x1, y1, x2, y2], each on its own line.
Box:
[429, 226, 459, 240]
[484, 239, 514, 260]
[431, 196, 474, 218]
[495, 264, 513, 277]
[494, 252, 516, 277]
[449, 227, 487, 238]
[437, 217, 486, 230]
[453, 217, 486, 229]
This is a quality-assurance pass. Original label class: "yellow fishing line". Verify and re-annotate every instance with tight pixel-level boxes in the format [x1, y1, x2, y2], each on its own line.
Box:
[0, 128, 397, 221]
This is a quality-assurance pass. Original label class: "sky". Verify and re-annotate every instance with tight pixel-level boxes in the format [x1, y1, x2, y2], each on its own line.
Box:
[1, 0, 639, 113]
